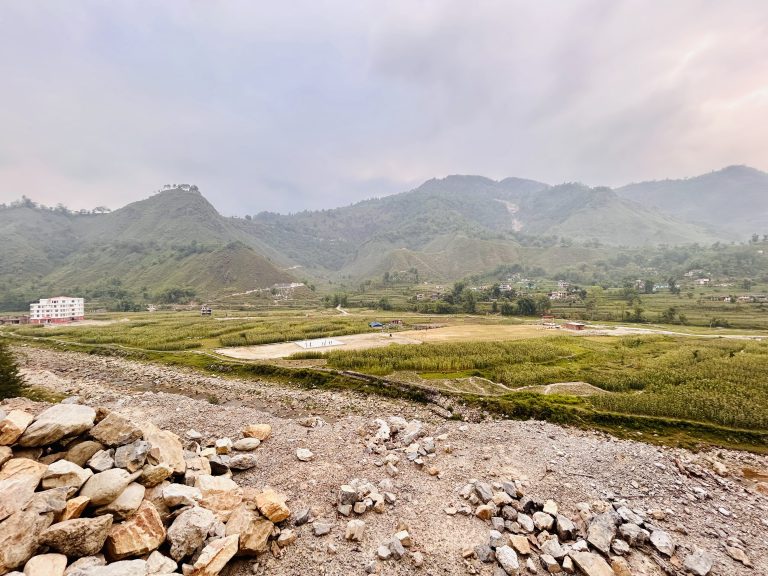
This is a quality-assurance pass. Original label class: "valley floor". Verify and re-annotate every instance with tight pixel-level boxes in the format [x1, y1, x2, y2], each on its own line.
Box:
[9, 346, 768, 575]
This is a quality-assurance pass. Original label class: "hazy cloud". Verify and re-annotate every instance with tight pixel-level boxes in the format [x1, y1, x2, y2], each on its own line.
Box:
[0, 0, 766, 214]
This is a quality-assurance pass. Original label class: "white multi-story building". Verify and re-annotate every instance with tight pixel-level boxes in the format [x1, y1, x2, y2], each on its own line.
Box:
[30, 296, 85, 324]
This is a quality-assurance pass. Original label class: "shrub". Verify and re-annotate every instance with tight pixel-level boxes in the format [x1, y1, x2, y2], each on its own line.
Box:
[0, 340, 24, 399]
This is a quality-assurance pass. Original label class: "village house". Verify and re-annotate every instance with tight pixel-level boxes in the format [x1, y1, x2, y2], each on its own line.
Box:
[29, 296, 84, 324]
[695, 278, 711, 286]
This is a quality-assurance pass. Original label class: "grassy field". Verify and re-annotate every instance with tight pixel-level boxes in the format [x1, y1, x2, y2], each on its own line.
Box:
[295, 335, 768, 431]
[4, 309, 767, 451]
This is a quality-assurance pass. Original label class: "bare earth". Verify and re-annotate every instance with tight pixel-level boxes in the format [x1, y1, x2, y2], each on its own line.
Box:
[9, 346, 768, 576]
[215, 323, 766, 361]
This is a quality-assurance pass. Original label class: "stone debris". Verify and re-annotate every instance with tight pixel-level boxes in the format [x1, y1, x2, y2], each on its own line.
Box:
[335, 477, 395, 518]
[0, 406, 295, 576]
[461, 473, 724, 576]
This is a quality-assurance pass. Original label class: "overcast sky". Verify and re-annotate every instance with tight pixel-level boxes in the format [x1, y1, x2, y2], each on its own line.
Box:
[1, 1, 766, 215]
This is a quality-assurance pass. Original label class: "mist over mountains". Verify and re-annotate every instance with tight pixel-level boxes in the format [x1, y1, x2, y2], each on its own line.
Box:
[1, 165, 766, 310]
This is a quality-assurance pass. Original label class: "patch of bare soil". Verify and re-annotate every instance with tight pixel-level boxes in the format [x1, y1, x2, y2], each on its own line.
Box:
[10, 346, 768, 576]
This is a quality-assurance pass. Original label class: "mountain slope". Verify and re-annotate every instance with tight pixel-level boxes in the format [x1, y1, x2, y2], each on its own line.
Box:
[239, 176, 719, 280]
[0, 189, 294, 311]
[616, 165, 768, 238]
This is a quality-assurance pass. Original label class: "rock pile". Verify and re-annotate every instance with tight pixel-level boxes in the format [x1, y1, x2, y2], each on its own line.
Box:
[460, 477, 716, 576]
[0, 404, 293, 576]
[336, 478, 397, 517]
[364, 417, 449, 478]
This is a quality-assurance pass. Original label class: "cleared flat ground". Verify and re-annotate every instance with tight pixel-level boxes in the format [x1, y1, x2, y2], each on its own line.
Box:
[216, 323, 553, 359]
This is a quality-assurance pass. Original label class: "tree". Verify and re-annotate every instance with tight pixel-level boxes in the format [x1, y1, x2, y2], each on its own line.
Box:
[0, 340, 24, 399]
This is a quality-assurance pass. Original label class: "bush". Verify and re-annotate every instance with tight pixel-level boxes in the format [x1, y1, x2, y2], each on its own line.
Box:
[0, 340, 24, 399]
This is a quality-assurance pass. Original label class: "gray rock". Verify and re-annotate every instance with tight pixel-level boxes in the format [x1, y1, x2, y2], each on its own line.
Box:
[650, 529, 675, 556]
[389, 537, 406, 560]
[162, 483, 202, 507]
[86, 450, 115, 473]
[555, 514, 577, 541]
[618, 522, 649, 547]
[377, 545, 391, 560]
[517, 513, 535, 533]
[475, 482, 494, 503]
[399, 420, 423, 445]
[338, 485, 357, 506]
[293, 508, 311, 526]
[615, 506, 643, 526]
[206, 454, 230, 475]
[93, 482, 145, 519]
[296, 448, 314, 462]
[114, 441, 151, 473]
[228, 454, 257, 471]
[474, 545, 494, 563]
[313, 522, 333, 536]
[166, 506, 216, 561]
[491, 516, 506, 532]
[495, 545, 520, 575]
[489, 530, 506, 548]
[41, 461, 92, 491]
[611, 538, 630, 556]
[586, 512, 616, 555]
[540, 538, 565, 560]
[684, 547, 713, 575]
[532, 511, 554, 531]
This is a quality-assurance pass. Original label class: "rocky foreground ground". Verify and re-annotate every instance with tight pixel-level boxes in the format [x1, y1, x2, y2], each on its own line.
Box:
[3, 346, 768, 576]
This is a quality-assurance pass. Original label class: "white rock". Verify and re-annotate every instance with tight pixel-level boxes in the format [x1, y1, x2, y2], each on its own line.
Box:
[296, 448, 314, 462]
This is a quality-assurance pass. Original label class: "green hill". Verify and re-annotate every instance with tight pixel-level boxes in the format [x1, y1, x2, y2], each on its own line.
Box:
[0, 189, 294, 311]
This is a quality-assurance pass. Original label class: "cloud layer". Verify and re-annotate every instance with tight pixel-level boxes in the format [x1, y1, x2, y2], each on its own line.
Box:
[1, 0, 766, 214]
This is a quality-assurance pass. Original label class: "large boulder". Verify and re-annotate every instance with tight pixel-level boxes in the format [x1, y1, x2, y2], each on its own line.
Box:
[23, 553, 68, 576]
[142, 424, 185, 475]
[18, 405, 96, 447]
[0, 509, 55, 573]
[586, 512, 616, 555]
[166, 507, 216, 561]
[39, 515, 114, 557]
[89, 414, 143, 448]
[224, 505, 273, 556]
[0, 458, 48, 521]
[195, 475, 242, 522]
[571, 552, 616, 576]
[93, 483, 145, 520]
[80, 469, 140, 506]
[65, 441, 104, 468]
[188, 535, 239, 576]
[0, 410, 34, 445]
[105, 502, 166, 560]
[41, 460, 93, 491]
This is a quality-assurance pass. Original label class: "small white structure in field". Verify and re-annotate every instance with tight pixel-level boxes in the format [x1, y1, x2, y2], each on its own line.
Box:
[30, 296, 84, 324]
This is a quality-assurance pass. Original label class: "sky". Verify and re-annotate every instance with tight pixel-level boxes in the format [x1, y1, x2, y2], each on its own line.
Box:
[0, 1, 767, 216]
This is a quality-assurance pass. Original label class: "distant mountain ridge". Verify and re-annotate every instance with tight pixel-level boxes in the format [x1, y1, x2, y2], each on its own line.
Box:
[616, 165, 768, 237]
[1, 165, 764, 310]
